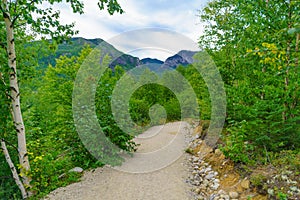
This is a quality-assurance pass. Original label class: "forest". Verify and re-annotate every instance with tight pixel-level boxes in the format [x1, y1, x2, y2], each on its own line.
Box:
[0, 0, 299, 199]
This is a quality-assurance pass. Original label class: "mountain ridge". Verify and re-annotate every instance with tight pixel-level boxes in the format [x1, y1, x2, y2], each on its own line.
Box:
[38, 37, 198, 71]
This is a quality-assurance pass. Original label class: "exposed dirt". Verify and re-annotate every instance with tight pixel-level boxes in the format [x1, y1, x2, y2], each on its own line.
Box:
[191, 121, 299, 200]
[45, 122, 194, 200]
[45, 120, 299, 200]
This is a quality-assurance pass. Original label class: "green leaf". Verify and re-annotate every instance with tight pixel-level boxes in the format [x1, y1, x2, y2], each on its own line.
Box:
[288, 27, 300, 35]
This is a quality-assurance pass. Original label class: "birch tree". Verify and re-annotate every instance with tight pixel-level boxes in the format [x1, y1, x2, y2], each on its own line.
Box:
[0, 0, 123, 197]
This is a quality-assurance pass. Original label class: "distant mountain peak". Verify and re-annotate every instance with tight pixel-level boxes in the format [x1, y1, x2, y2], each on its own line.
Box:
[141, 58, 164, 65]
[162, 50, 198, 69]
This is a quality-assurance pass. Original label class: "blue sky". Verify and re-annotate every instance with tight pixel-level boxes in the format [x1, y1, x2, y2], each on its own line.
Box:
[55, 0, 209, 60]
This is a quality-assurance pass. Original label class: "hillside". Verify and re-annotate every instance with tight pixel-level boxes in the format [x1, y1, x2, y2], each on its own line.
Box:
[37, 37, 198, 72]
[37, 37, 140, 71]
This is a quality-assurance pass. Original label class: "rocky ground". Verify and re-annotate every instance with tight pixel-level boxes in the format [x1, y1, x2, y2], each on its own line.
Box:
[187, 120, 300, 200]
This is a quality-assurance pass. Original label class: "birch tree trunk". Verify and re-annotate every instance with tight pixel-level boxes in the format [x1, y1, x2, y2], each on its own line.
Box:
[1, 139, 28, 199]
[2, 0, 31, 189]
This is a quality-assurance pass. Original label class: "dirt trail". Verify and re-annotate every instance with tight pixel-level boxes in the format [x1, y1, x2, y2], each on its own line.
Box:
[46, 122, 193, 200]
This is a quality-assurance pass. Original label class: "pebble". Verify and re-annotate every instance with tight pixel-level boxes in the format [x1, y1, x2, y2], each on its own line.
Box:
[267, 188, 274, 196]
[211, 183, 220, 190]
[229, 191, 239, 198]
[187, 122, 300, 200]
[205, 172, 215, 180]
[290, 186, 298, 192]
[187, 140, 222, 199]
[187, 127, 240, 200]
[281, 175, 288, 181]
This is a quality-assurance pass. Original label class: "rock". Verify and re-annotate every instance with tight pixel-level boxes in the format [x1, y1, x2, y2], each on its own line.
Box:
[199, 185, 206, 190]
[69, 167, 83, 173]
[287, 179, 298, 185]
[241, 178, 250, 189]
[58, 173, 66, 179]
[195, 188, 201, 194]
[205, 172, 215, 180]
[203, 179, 209, 187]
[282, 170, 293, 175]
[193, 134, 200, 140]
[197, 195, 205, 200]
[290, 186, 298, 192]
[229, 191, 239, 199]
[267, 188, 274, 196]
[214, 179, 220, 184]
[209, 194, 217, 200]
[205, 167, 212, 173]
[211, 183, 220, 190]
[281, 175, 288, 181]
[193, 156, 199, 162]
[217, 190, 226, 195]
[192, 170, 198, 175]
[194, 180, 200, 186]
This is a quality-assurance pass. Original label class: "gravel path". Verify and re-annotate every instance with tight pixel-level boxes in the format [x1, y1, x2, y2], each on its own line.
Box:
[46, 121, 193, 200]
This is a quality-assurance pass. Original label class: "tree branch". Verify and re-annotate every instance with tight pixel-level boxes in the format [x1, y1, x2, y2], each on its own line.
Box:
[14, 0, 18, 14]
[1, 137, 19, 155]
[12, 0, 37, 26]
[0, 4, 5, 15]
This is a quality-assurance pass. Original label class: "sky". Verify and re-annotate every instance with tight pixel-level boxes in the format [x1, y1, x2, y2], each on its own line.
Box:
[54, 0, 209, 60]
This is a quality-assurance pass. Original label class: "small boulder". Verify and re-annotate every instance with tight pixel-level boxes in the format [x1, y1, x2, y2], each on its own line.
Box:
[69, 167, 83, 173]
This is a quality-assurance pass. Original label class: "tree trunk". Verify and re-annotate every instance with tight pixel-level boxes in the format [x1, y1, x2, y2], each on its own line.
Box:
[1, 139, 28, 199]
[282, 0, 292, 121]
[2, 1, 31, 189]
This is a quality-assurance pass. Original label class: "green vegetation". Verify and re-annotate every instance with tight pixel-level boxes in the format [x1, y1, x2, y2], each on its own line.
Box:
[0, 42, 211, 198]
[0, 0, 299, 199]
[0, 0, 123, 199]
[199, 0, 300, 164]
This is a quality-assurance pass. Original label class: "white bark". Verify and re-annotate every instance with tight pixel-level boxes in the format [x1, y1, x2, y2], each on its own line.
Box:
[1, 139, 28, 199]
[2, 0, 31, 188]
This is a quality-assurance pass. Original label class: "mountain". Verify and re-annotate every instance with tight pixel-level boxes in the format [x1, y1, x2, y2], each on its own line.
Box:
[141, 58, 164, 65]
[161, 50, 198, 69]
[37, 37, 198, 72]
[38, 37, 140, 71]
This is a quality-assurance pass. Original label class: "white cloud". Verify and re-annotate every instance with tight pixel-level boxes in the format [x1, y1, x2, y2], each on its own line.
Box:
[106, 28, 200, 60]
[50, 0, 209, 59]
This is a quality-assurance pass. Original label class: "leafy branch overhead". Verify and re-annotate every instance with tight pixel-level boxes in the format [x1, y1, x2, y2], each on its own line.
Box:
[0, 0, 123, 42]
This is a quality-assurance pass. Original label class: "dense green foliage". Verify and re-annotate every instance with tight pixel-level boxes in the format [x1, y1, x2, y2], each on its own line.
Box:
[1, 0, 299, 199]
[36, 38, 135, 71]
[0, 0, 124, 198]
[0, 44, 211, 198]
[199, 0, 300, 164]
